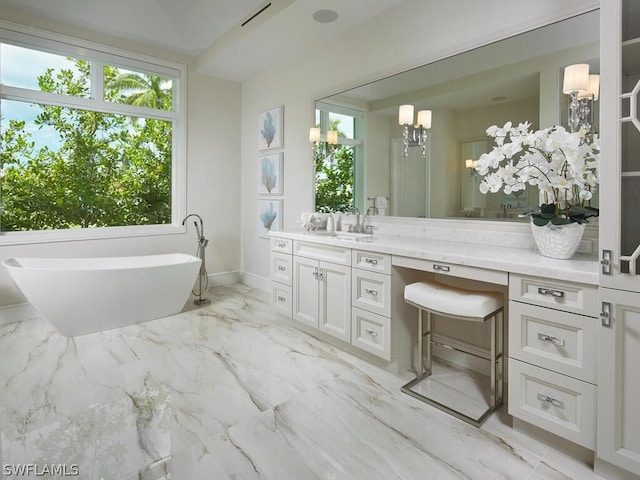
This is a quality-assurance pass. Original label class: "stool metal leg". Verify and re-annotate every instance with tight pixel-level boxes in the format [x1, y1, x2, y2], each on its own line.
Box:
[497, 310, 504, 404]
[490, 314, 496, 408]
[417, 308, 423, 376]
[425, 311, 432, 375]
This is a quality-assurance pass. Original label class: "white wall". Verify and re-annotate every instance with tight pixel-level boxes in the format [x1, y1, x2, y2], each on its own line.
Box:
[0, 11, 242, 308]
[240, 0, 599, 285]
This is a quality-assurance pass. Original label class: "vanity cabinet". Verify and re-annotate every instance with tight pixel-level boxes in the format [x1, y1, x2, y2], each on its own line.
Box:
[351, 250, 392, 360]
[292, 241, 351, 342]
[270, 238, 293, 317]
[597, 0, 640, 476]
[508, 274, 598, 449]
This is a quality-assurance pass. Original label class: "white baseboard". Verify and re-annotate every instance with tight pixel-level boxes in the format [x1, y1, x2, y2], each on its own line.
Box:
[0, 303, 39, 326]
[207, 270, 242, 286]
[241, 271, 270, 292]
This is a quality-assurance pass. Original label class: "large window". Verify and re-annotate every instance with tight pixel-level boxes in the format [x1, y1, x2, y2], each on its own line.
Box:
[314, 102, 364, 213]
[0, 23, 185, 241]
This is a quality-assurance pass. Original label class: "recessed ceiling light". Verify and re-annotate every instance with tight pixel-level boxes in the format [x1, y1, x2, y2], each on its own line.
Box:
[491, 96, 507, 102]
[313, 9, 338, 23]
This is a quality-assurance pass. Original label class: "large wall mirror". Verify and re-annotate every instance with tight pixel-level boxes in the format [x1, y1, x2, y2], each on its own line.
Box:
[314, 10, 599, 221]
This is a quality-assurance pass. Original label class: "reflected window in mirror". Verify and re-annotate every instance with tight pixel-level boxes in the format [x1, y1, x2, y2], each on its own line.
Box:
[314, 101, 364, 213]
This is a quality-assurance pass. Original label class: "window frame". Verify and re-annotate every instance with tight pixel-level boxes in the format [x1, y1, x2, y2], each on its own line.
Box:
[0, 20, 187, 245]
[314, 100, 365, 212]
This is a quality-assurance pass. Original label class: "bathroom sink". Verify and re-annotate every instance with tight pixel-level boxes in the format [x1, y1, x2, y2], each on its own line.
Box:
[312, 231, 374, 241]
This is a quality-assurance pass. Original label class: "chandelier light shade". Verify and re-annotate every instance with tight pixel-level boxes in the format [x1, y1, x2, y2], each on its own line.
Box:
[578, 74, 600, 101]
[398, 105, 414, 125]
[562, 63, 589, 94]
[416, 110, 432, 129]
[309, 127, 321, 143]
[326, 130, 338, 145]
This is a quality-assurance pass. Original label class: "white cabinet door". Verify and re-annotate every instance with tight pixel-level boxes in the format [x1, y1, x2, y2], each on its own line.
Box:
[318, 262, 351, 342]
[292, 256, 351, 341]
[599, 0, 640, 293]
[293, 256, 319, 328]
[597, 287, 640, 476]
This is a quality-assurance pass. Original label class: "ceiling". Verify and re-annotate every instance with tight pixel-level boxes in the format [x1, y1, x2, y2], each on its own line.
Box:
[0, 0, 403, 81]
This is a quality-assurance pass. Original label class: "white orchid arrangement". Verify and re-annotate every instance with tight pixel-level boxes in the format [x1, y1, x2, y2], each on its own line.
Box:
[475, 121, 600, 225]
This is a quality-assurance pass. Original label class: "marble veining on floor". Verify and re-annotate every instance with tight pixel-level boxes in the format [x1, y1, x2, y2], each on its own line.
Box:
[0, 284, 605, 479]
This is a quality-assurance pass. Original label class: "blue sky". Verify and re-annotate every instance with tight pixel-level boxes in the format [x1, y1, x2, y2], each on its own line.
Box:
[1, 44, 79, 152]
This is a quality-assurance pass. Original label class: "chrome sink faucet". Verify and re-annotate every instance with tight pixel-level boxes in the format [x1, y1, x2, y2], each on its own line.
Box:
[346, 206, 361, 232]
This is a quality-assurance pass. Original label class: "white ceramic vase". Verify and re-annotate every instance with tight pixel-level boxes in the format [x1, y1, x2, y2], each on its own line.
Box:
[530, 220, 586, 259]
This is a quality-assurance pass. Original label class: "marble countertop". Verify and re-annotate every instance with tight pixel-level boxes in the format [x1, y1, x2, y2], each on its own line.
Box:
[270, 230, 599, 285]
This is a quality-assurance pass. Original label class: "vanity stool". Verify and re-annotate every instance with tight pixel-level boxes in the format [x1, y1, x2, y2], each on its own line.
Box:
[401, 280, 504, 426]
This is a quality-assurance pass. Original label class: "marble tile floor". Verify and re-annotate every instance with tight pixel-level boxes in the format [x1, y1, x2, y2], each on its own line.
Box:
[0, 284, 606, 480]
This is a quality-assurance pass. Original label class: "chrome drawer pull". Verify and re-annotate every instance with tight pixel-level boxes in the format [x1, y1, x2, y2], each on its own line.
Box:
[365, 288, 378, 296]
[537, 332, 565, 347]
[601, 302, 612, 328]
[537, 393, 564, 409]
[277, 296, 286, 302]
[277, 265, 286, 271]
[364, 328, 378, 337]
[277, 242, 287, 248]
[433, 264, 450, 272]
[537, 287, 565, 298]
[601, 249, 612, 275]
[364, 258, 378, 265]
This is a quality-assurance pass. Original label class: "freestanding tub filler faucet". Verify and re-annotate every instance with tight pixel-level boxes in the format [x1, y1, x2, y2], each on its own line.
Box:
[182, 213, 211, 305]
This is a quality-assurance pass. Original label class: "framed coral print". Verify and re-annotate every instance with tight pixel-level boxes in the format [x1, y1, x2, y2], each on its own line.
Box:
[257, 199, 282, 238]
[258, 153, 283, 195]
[257, 106, 283, 151]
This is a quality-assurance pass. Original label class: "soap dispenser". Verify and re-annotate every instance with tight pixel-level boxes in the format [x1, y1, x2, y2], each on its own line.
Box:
[326, 213, 335, 232]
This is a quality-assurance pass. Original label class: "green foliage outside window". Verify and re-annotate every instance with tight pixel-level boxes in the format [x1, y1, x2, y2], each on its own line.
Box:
[0, 59, 173, 231]
[314, 120, 354, 213]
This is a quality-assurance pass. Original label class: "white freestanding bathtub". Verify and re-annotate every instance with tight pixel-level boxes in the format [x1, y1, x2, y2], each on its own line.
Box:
[2, 253, 202, 337]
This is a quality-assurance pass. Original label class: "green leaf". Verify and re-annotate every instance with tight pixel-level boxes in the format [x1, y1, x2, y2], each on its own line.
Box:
[533, 216, 551, 226]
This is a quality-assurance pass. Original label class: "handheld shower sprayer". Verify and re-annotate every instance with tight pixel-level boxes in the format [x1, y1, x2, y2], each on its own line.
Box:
[182, 213, 210, 305]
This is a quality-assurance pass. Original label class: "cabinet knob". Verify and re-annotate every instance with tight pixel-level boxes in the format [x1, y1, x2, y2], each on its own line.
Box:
[365, 288, 378, 296]
[433, 264, 450, 272]
[277, 265, 286, 271]
[364, 258, 378, 265]
[364, 328, 378, 337]
[277, 296, 286, 302]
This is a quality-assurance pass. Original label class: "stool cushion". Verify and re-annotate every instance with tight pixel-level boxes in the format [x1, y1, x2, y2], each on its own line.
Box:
[404, 280, 503, 320]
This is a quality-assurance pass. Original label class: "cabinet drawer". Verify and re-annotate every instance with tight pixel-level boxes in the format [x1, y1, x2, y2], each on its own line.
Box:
[352, 269, 391, 317]
[508, 359, 596, 449]
[352, 250, 391, 274]
[509, 274, 598, 316]
[351, 307, 391, 360]
[392, 255, 508, 285]
[509, 301, 597, 384]
[271, 252, 292, 285]
[294, 241, 351, 265]
[272, 282, 292, 317]
[271, 237, 293, 254]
